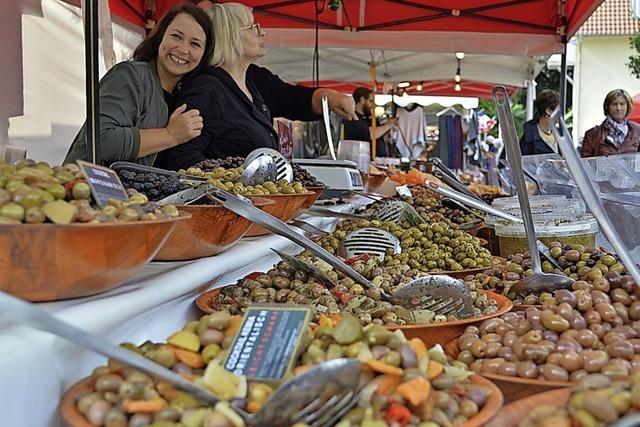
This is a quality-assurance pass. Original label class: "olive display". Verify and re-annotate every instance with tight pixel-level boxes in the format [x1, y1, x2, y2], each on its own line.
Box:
[466, 243, 628, 305]
[208, 254, 498, 325]
[456, 268, 640, 382]
[72, 311, 494, 427]
[195, 156, 325, 187]
[117, 169, 189, 201]
[317, 219, 494, 273]
[181, 166, 307, 196]
[0, 160, 180, 224]
[520, 373, 640, 427]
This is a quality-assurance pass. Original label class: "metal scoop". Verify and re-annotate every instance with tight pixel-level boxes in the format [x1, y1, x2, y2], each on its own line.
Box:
[339, 228, 402, 261]
[307, 200, 424, 226]
[392, 275, 475, 319]
[493, 85, 574, 296]
[240, 154, 278, 186]
[244, 148, 294, 183]
[0, 291, 364, 427]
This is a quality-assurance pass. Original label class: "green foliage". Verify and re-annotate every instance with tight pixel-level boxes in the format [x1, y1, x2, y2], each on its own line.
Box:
[627, 34, 640, 79]
[477, 98, 526, 139]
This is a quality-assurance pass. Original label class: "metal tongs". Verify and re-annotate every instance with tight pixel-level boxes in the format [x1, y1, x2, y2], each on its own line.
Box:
[550, 110, 640, 285]
[430, 157, 482, 201]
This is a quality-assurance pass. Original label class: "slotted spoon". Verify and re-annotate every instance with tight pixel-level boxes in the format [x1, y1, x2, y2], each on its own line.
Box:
[207, 188, 474, 316]
[339, 227, 402, 261]
[0, 291, 364, 427]
[392, 275, 475, 319]
[240, 153, 278, 186]
[243, 148, 294, 183]
[493, 85, 574, 296]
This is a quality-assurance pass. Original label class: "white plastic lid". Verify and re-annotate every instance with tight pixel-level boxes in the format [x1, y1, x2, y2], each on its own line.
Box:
[494, 214, 599, 237]
[485, 198, 586, 227]
[492, 195, 567, 209]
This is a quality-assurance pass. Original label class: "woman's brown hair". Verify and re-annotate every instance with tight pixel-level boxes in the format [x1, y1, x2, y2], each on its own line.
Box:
[133, 3, 214, 84]
[534, 89, 560, 118]
[603, 89, 633, 117]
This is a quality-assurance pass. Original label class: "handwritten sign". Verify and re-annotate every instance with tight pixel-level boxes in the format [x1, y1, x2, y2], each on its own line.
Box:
[276, 119, 294, 162]
[224, 305, 311, 383]
[77, 160, 128, 208]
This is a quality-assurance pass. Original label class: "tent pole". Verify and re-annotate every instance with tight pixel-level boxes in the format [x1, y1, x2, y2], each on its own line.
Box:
[84, 0, 99, 164]
[369, 63, 377, 160]
[559, 40, 568, 120]
[526, 79, 536, 121]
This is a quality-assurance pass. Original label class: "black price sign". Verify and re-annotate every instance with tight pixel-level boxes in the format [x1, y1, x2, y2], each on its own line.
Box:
[77, 160, 129, 208]
[224, 305, 311, 382]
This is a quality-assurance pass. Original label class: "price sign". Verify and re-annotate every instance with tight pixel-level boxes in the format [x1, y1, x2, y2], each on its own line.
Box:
[396, 185, 413, 197]
[276, 119, 294, 162]
[224, 305, 311, 383]
[77, 160, 128, 208]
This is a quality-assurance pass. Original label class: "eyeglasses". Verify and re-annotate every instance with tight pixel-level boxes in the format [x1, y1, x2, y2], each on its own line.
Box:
[240, 22, 262, 35]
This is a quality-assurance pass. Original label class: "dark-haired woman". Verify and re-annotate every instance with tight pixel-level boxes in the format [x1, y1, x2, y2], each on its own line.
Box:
[519, 89, 560, 155]
[64, 4, 214, 166]
[580, 89, 640, 157]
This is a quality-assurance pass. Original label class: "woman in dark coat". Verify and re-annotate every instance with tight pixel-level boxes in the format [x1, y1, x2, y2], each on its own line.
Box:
[519, 89, 560, 156]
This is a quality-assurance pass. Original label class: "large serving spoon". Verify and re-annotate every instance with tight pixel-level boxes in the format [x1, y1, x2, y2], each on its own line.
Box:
[493, 86, 575, 295]
[550, 110, 640, 286]
[244, 147, 294, 183]
[0, 291, 365, 427]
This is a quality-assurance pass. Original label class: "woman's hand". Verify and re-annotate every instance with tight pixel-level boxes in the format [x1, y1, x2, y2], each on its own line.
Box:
[326, 92, 358, 121]
[166, 104, 204, 145]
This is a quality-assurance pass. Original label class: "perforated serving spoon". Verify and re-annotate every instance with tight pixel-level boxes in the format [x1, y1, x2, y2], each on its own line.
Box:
[0, 291, 366, 427]
[493, 85, 574, 296]
[307, 199, 425, 226]
[239, 153, 278, 186]
[339, 228, 402, 261]
[243, 148, 294, 183]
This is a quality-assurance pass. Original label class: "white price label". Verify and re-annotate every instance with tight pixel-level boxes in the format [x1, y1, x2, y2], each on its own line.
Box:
[396, 185, 413, 197]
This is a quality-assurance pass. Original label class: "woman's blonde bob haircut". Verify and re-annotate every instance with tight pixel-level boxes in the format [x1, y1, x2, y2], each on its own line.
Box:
[603, 89, 634, 118]
[207, 3, 253, 67]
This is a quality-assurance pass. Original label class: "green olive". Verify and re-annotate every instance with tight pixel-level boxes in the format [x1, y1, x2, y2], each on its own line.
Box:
[72, 182, 92, 199]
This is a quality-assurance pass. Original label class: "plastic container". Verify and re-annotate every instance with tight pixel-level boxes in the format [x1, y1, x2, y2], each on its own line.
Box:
[337, 140, 370, 173]
[495, 214, 599, 257]
[485, 198, 585, 228]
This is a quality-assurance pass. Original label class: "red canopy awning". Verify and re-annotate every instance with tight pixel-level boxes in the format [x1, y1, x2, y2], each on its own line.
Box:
[105, 0, 603, 55]
[629, 93, 640, 124]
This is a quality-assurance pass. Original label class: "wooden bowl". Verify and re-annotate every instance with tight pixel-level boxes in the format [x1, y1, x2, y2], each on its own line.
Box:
[245, 192, 311, 237]
[461, 221, 485, 236]
[0, 214, 189, 302]
[387, 290, 513, 346]
[444, 340, 572, 405]
[60, 372, 504, 427]
[154, 198, 274, 261]
[485, 388, 570, 427]
[300, 188, 324, 209]
[362, 174, 387, 192]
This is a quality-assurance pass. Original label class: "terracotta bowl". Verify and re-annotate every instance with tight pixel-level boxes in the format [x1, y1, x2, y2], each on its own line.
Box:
[244, 192, 312, 237]
[60, 372, 503, 427]
[444, 340, 572, 405]
[387, 290, 513, 346]
[300, 187, 324, 209]
[484, 388, 570, 427]
[362, 174, 387, 193]
[461, 221, 485, 236]
[0, 214, 190, 302]
[154, 198, 274, 261]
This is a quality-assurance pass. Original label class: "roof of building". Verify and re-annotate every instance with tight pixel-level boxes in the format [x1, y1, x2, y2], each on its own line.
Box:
[578, 0, 640, 36]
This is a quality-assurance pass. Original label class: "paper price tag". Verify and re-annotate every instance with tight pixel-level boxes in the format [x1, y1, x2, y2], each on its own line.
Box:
[77, 160, 128, 208]
[224, 305, 311, 383]
[396, 185, 413, 197]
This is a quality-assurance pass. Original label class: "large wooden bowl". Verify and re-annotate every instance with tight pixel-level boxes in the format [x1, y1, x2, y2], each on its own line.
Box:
[0, 214, 189, 301]
[387, 290, 513, 346]
[61, 372, 503, 427]
[485, 388, 570, 427]
[245, 192, 311, 237]
[444, 340, 572, 405]
[154, 198, 274, 261]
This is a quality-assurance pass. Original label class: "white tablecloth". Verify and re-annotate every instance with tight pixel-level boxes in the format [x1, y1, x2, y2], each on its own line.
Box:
[0, 207, 353, 426]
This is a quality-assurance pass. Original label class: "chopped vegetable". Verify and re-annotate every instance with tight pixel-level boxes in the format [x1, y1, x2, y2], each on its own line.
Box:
[366, 358, 404, 376]
[397, 376, 431, 406]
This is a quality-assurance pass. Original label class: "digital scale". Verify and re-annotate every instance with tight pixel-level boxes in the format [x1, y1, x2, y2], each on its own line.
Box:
[293, 159, 364, 198]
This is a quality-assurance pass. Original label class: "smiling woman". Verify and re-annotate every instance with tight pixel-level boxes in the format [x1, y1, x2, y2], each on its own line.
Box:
[63, 4, 214, 167]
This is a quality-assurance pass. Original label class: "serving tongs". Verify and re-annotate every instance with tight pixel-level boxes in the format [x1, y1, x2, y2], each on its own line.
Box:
[425, 179, 523, 223]
[550, 109, 640, 286]
[307, 199, 425, 226]
[430, 157, 483, 201]
[493, 85, 575, 296]
[206, 188, 474, 316]
[0, 291, 366, 427]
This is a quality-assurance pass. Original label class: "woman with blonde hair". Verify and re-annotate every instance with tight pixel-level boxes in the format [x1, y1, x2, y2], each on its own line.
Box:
[156, 2, 357, 170]
[580, 89, 640, 157]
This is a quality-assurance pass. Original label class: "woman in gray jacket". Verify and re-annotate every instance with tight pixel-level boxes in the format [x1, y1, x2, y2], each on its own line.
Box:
[64, 4, 214, 166]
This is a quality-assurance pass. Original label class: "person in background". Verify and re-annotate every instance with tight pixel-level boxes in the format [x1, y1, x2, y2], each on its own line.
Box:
[155, 2, 357, 170]
[343, 87, 397, 157]
[580, 89, 640, 157]
[64, 4, 214, 166]
[519, 89, 560, 155]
